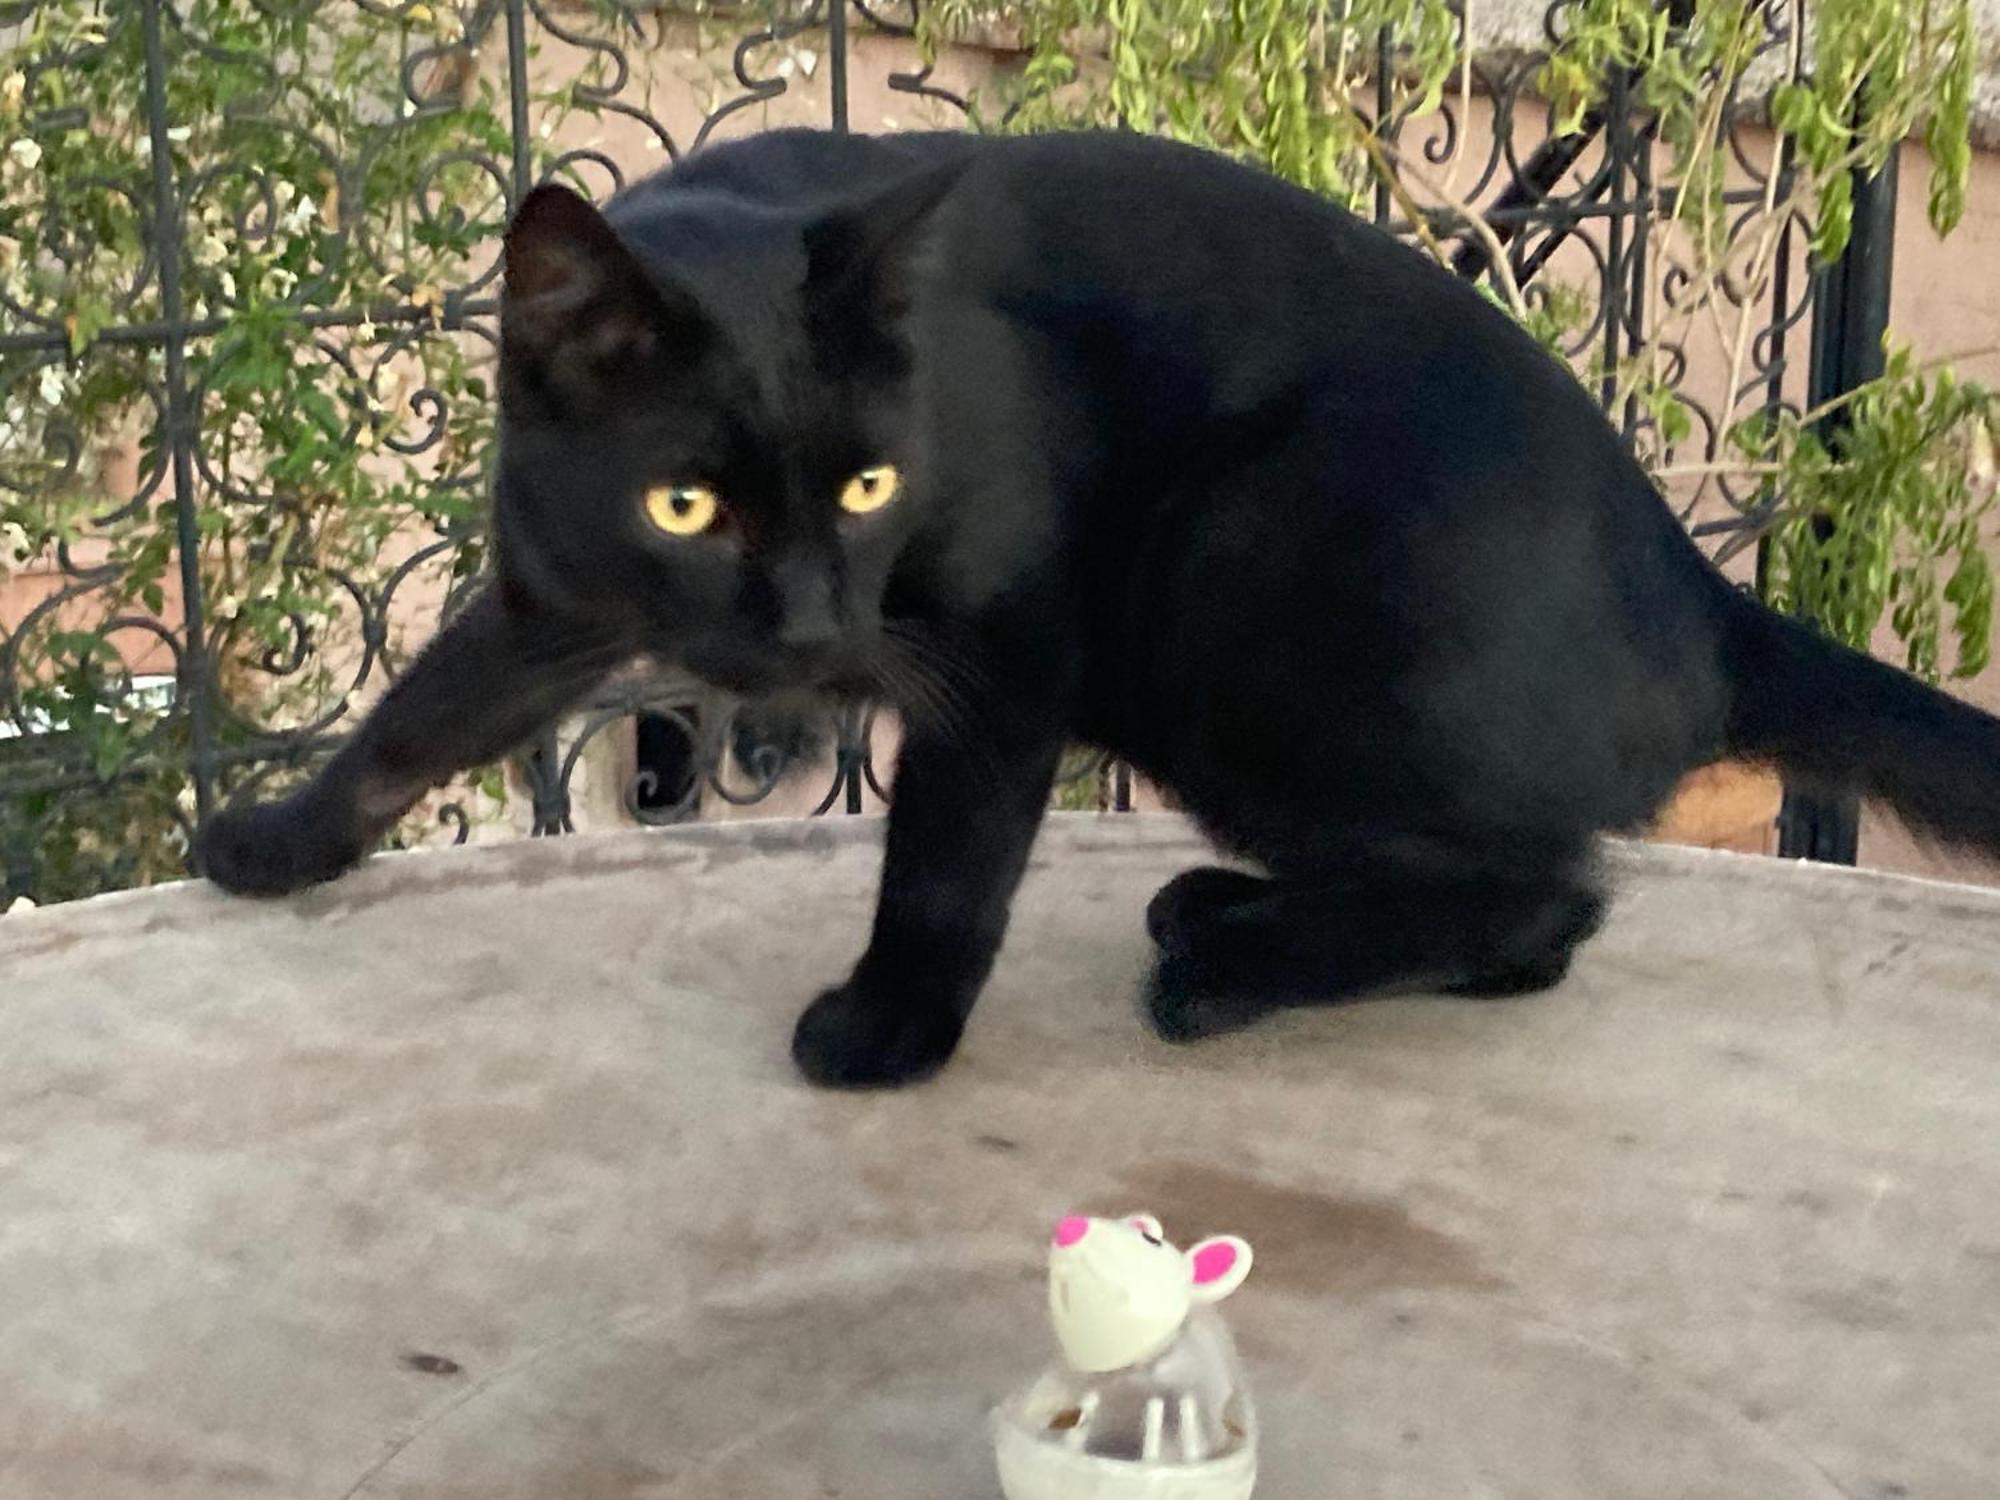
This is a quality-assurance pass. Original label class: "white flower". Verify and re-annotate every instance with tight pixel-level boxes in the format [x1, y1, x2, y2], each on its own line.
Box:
[4, 896, 36, 916]
[218, 269, 236, 300]
[356, 317, 379, 343]
[214, 592, 242, 619]
[267, 266, 297, 297]
[1, 519, 29, 559]
[165, 125, 191, 143]
[8, 138, 42, 170]
[279, 194, 316, 235]
[36, 365, 65, 404]
[192, 233, 227, 266]
[409, 282, 443, 322]
[1, 73, 26, 117]
[272, 179, 296, 207]
[1971, 417, 1997, 498]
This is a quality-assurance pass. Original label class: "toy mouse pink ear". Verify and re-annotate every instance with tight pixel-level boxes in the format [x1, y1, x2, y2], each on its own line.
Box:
[1126, 1212, 1165, 1239]
[1053, 1215, 1091, 1248]
[1185, 1235, 1253, 1302]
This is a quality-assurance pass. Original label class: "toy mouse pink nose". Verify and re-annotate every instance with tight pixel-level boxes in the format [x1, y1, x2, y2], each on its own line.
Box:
[1053, 1216, 1090, 1248]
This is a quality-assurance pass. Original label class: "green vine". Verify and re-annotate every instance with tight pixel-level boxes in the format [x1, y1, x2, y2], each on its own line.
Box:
[1760, 0, 1977, 258]
[925, 0, 1460, 212]
[1743, 355, 1998, 677]
[0, 0, 626, 899]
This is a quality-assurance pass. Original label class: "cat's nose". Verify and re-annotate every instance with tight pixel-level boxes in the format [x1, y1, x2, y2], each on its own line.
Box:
[767, 556, 841, 654]
[776, 603, 840, 654]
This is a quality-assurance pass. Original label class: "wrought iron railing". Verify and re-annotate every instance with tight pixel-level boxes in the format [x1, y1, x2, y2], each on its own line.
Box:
[0, 0, 1854, 904]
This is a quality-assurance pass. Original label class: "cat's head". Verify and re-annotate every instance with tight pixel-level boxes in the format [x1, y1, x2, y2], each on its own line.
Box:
[490, 165, 959, 695]
[1047, 1213, 1253, 1372]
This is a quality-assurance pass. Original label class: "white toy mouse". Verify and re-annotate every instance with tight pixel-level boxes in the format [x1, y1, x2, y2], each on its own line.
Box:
[995, 1213, 1259, 1500]
[1049, 1213, 1253, 1372]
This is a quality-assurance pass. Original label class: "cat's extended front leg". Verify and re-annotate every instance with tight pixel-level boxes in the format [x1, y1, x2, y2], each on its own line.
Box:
[199, 586, 626, 897]
[792, 714, 1063, 1088]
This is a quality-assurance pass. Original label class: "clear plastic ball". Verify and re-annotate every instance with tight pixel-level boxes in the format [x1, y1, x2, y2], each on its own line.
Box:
[994, 1307, 1258, 1500]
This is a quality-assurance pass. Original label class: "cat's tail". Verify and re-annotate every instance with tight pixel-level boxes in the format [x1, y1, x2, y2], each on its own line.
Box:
[1721, 591, 2000, 859]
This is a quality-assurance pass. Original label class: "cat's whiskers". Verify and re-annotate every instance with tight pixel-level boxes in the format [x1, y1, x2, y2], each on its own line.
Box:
[871, 622, 1006, 786]
[880, 625, 983, 729]
[871, 645, 962, 744]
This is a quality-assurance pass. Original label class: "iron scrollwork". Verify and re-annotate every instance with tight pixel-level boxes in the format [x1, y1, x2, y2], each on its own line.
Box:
[0, 0, 1810, 904]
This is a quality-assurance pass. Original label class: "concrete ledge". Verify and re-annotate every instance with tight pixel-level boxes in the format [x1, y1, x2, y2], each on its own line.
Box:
[3, 815, 1998, 1497]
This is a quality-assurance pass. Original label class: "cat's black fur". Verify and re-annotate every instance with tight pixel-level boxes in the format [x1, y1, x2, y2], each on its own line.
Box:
[200, 127, 2000, 1085]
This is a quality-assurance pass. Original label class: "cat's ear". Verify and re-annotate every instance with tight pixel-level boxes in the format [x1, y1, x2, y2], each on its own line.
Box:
[802, 160, 965, 357]
[502, 183, 703, 395]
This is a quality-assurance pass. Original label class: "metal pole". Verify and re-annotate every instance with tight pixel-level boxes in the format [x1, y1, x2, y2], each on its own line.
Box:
[1373, 26, 1393, 227]
[829, 0, 850, 134]
[142, 1, 216, 838]
[500, 0, 570, 835]
[1775, 133, 1899, 865]
[1598, 64, 1628, 415]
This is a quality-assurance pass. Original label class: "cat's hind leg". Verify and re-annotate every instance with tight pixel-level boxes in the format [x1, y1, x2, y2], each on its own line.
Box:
[1144, 865, 1270, 945]
[1143, 840, 1604, 1041]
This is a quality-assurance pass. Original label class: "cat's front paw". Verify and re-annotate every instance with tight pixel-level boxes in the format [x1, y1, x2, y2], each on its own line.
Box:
[198, 796, 367, 898]
[791, 982, 965, 1089]
[1142, 944, 1285, 1043]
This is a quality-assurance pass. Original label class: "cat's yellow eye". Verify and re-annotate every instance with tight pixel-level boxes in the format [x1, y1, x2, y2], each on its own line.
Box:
[839, 464, 902, 516]
[645, 483, 720, 538]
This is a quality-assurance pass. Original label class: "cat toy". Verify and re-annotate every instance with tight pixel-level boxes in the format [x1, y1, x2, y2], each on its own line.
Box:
[994, 1213, 1258, 1500]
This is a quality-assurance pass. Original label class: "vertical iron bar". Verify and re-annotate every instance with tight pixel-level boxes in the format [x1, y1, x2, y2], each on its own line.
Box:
[502, 0, 566, 835]
[1620, 81, 1651, 443]
[504, 0, 533, 193]
[842, 705, 865, 814]
[829, 0, 850, 133]
[142, 1, 215, 834]
[1598, 66, 1627, 414]
[1753, 136, 1798, 603]
[1823, 157, 1897, 401]
[1373, 26, 1393, 226]
[1762, 153, 1798, 414]
[1754, 4, 1805, 603]
[1776, 132, 1898, 865]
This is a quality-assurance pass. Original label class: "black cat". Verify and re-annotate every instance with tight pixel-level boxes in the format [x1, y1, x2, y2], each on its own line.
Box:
[200, 127, 2000, 1086]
